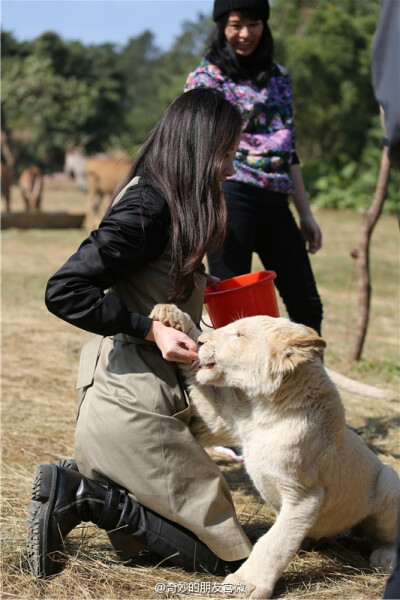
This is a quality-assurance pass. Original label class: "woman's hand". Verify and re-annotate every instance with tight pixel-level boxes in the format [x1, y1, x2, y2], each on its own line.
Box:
[290, 164, 322, 254]
[145, 319, 198, 363]
[299, 215, 322, 254]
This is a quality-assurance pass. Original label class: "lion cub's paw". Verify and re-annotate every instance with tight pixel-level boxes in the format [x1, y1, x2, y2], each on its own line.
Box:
[224, 572, 272, 599]
[149, 304, 199, 340]
[370, 547, 395, 572]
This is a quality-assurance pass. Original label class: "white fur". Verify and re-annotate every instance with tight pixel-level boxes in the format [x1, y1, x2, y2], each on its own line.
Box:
[150, 305, 400, 599]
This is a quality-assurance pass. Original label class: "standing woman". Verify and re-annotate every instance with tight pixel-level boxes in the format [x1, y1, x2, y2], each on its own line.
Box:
[185, 0, 323, 334]
[26, 89, 252, 579]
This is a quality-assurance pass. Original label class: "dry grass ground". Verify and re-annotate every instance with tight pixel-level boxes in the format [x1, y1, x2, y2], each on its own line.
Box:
[1, 177, 399, 600]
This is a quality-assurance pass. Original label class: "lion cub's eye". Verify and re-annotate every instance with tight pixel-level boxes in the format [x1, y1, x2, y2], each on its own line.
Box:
[227, 329, 243, 339]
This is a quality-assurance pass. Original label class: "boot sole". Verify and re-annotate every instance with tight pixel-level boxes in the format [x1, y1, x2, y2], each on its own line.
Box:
[26, 463, 63, 579]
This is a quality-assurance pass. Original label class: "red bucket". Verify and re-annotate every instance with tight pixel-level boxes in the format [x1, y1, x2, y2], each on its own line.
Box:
[204, 270, 279, 329]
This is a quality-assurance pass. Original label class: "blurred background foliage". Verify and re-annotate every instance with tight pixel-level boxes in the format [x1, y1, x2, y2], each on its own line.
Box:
[1, 0, 398, 212]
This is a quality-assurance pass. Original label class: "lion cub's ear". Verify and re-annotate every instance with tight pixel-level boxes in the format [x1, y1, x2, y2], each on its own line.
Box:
[279, 327, 326, 370]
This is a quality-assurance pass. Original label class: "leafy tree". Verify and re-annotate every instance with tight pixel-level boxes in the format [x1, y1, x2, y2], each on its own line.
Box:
[31, 31, 69, 75]
[117, 14, 212, 153]
[117, 31, 163, 149]
[2, 31, 124, 168]
[272, 0, 380, 163]
[2, 52, 98, 168]
[270, 0, 397, 212]
[82, 43, 125, 150]
[1, 30, 31, 58]
[159, 13, 213, 101]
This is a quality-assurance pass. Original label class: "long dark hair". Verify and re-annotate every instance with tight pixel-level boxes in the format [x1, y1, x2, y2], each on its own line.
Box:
[115, 88, 243, 304]
[206, 8, 274, 86]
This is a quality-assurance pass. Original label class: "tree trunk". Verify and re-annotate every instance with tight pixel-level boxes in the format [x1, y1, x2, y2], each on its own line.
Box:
[1, 129, 16, 176]
[348, 146, 391, 362]
[1, 107, 17, 178]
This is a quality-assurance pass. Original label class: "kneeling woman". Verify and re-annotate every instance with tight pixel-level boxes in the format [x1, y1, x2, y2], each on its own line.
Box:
[26, 88, 252, 579]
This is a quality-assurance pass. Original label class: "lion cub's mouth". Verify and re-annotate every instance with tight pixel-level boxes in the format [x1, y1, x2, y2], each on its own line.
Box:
[197, 360, 216, 369]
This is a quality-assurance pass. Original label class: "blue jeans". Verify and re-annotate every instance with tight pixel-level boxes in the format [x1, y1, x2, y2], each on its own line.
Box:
[208, 181, 323, 335]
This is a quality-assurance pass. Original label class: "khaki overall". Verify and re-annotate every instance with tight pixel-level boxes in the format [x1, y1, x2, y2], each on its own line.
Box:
[74, 179, 252, 561]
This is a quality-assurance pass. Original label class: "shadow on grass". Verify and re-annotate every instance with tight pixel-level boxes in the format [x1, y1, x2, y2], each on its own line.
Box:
[358, 415, 400, 459]
[274, 535, 380, 598]
[215, 458, 258, 495]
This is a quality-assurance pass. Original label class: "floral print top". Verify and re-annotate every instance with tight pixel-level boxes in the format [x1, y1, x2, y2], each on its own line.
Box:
[185, 59, 299, 194]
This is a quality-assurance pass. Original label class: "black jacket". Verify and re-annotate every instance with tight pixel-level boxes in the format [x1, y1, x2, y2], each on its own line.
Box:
[45, 178, 170, 339]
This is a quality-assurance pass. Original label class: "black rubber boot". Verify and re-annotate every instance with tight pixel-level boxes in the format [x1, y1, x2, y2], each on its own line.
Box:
[27, 463, 242, 579]
[26, 463, 128, 578]
[55, 458, 143, 562]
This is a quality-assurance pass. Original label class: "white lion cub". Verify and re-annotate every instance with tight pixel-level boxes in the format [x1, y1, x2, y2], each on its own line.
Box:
[150, 304, 400, 599]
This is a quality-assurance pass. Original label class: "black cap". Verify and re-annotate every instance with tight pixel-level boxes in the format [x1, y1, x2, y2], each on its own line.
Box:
[213, 0, 270, 22]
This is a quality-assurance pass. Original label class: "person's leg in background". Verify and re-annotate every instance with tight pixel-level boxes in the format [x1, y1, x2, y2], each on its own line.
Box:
[254, 197, 323, 335]
[207, 181, 256, 279]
